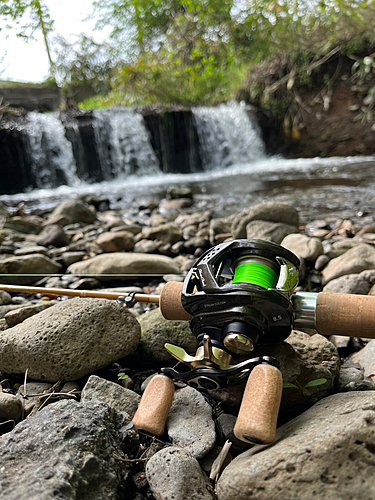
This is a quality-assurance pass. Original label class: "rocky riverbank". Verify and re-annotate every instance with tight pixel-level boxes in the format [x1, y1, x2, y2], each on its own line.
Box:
[1, 189, 375, 499]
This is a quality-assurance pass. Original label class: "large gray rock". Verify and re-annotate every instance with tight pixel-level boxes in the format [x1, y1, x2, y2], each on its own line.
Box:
[35, 224, 69, 248]
[281, 233, 324, 262]
[81, 375, 140, 418]
[321, 244, 375, 284]
[216, 392, 375, 500]
[0, 399, 131, 500]
[166, 386, 216, 459]
[231, 202, 299, 239]
[3, 216, 43, 234]
[146, 446, 214, 500]
[96, 231, 135, 252]
[348, 339, 375, 378]
[0, 298, 141, 381]
[48, 199, 96, 226]
[323, 273, 372, 294]
[143, 223, 183, 244]
[137, 307, 197, 366]
[0, 253, 62, 284]
[67, 252, 180, 282]
[246, 220, 298, 244]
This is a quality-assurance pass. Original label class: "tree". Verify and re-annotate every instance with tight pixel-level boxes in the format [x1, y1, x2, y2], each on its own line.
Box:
[92, 0, 244, 104]
[0, 0, 54, 74]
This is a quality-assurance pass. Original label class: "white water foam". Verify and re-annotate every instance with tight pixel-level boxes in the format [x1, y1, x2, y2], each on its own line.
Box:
[193, 101, 266, 170]
[26, 112, 79, 187]
[93, 108, 160, 177]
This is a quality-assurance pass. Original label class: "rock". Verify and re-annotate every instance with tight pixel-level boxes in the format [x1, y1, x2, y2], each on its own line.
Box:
[246, 220, 299, 244]
[35, 224, 70, 247]
[0, 399, 131, 500]
[67, 252, 180, 282]
[47, 199, 96, 226]
[322, 273, 372, 294]
[166, 386, 216, 459]
[216, 413, 249, 451]
[3, 216, 43, 234]
[321, 244, 375, 284]
[0, 298, 141, 381]
[209, 217, 233, 245]
[216, 392, 375, 500]
[0, 303, 32, 319]
[281, 233, 324, 262]
[184, 236, 211, 254]
[166, 186, 193, 199]
[14, 245, 49, 256]
[17, 381, 53, 415]
[315, 254, 330, 271]
[336, 366, 369, 392]
[133, 239, 158, 253]
[4, 301, 56, 327]
[137, 307, 197, 366]
[81, 375, 140, 418]
[348, 339, 375, 379]
[231, 202, 299, 239]
[143, 223, 183, 245]
[146, 446, 214, 500]
[0, 253, 62, 284]
[0, 290, 11, 305]
[96, 230, 135, 252]
[59, 251, 86, 266]
[159, 198, 193, 212]
[0, 392, 22, 420]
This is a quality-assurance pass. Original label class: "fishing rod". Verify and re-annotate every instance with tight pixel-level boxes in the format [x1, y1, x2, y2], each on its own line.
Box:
[1, 238, 375, 445]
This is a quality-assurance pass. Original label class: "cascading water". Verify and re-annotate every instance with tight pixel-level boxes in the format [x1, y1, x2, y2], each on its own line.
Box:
[0, 102, 268, 196]
[25, 112, 79, 188]
[93, 108, 160, 177]
[192, 102, 266, 170]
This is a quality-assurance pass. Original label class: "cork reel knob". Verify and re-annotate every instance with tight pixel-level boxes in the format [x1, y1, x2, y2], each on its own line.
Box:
[132, 374, 175, 436]
[234, 363, 282, 445]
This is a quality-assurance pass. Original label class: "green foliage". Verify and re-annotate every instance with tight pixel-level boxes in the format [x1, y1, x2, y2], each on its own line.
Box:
[117, 372, 129, 381]
[283, 378, 327, 393]
[2, 0, 375, 106]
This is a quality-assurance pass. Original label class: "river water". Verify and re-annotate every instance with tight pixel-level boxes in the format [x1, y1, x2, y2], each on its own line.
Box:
[1, 154, 375, 225]
[1, 102, 375, 225]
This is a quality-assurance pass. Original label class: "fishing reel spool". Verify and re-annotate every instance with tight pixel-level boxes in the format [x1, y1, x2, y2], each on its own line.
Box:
[160, 239, 300, 390]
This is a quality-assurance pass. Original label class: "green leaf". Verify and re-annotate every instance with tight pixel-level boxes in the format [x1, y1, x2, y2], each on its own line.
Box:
[117, 373, 129, 381]
[283, 382, 298, 389]
[304, 378, 327, 388]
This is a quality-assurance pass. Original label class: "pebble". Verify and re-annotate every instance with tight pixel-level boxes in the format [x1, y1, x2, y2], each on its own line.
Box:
[0, 392, 22, 420]
[166, 386, 216, 459]
[1, 194, 375, 500]
[146, 446, 215, 500]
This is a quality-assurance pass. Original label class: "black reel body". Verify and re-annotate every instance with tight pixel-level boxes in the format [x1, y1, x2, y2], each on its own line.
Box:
[181, 239, 300, 352]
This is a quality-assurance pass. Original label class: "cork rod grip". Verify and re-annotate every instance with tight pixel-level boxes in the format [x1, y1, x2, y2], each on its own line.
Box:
[234, 364, 282, 445]
[316, 292, 375, 338]
[159, 281, 191, 321]
[132, 374, 175, 436]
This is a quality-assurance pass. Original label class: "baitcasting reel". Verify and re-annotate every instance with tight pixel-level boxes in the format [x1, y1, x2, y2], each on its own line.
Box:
[160, 239, 300, 392]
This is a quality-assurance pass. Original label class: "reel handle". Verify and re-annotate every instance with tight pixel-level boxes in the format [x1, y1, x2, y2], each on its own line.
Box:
[132, 374, 175, 436]
[316, 292, 375, 338]
[234, 363, 282, 445]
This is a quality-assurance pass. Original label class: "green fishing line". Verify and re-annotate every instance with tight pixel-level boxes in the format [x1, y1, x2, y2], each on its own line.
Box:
[232, 260, 278, 289]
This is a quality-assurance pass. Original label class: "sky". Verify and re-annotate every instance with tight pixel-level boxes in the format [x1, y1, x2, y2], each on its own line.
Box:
[0, 0, 99, 82]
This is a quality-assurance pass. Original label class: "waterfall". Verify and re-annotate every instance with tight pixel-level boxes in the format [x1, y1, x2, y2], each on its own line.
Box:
[0, 103, 267, 195]
[25, 112, 79, 188]
[192, 102, 266, 170]
[93, 108, 160, 177]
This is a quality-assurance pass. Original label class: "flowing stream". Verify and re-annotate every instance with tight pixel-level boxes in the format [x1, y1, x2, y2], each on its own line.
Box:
[1, 102, 375, 224]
